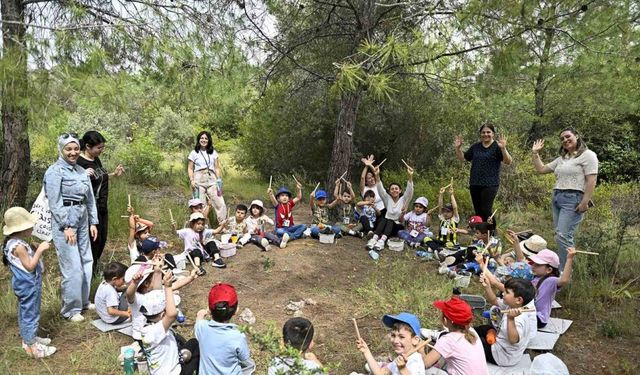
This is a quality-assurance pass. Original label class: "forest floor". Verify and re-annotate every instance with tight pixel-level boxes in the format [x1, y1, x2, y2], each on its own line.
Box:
[0, 183, 638, 374]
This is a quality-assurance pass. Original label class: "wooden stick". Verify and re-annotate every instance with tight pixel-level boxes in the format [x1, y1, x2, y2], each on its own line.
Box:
[514, 229, 532, 235]
[169, 209, 174, 223]
[292, 175, 301, 185]
[162, 256, 176, 268]
[120, 215, 129, 218]
[269, 175, 272, 190]
[575, 250, 599, 256]
[341, 176, 349, 183]
[450, 176, 453, 187]
[376, 158, 387, 168]
[401, 159, 411, 169]
[339, 170, 347, 180]
[312, 182, 320, 194]
[442, 183, 452, 190]
[405, 339, 435, 357]
[227, 207, 231, 219]
[128, 194, 131, 207]
[186, 252, 198, 270]
[352, 318, 361, 340]
[488, 209, 498, 221]
[500, 307, 536, 314]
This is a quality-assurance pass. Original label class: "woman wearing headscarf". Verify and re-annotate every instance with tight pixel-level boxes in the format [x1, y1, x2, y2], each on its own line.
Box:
[44, 133, 98, 322]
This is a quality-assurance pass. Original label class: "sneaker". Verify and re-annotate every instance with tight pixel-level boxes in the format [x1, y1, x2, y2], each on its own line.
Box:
[212, 258, 227, 268]
[68, 314, 85, 322]
[366, 238, 377, 250]
[443, 256, 457, 267]
[357, 231, 365, 238]
[197, 266, 207, 275]
[260, 238, 270, 251]
[368, 250, 380, 260]
[23, 342, 56, 358]
[348, 230, 355, 236]
[303, 228, 312, 238]
[438, 265, 449, 275]
[280, 233, 290, 248]
[84, 303, 96, 311]
[373, 239, 385, 251]
[35, 337, 52, 345]
[236, 242, 244, 249]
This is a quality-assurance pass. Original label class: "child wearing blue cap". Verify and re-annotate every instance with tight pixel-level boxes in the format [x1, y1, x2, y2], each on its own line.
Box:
[267, 182, 307, 247]
[309, 185, 341, 239]
[356, 312, 426, 375]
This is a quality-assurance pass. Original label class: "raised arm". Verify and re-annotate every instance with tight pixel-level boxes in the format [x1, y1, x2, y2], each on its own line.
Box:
[454, 135, 466, 162]
[309, 191, 315, 211]
[333, 178, 341, 199]
[346, 181, 356, 198]
[506, 230, 526, 262]
[267, 187, 277, 206]
[450, 187, 459, 218]
[558, 247, 576, 287]
[292, 182, 303, 204]
[498, 134, 513, 165]
[160, 273, 177, 331]
[531, 140, 553, 174]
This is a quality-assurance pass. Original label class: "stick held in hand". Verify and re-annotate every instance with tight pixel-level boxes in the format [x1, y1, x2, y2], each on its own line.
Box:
[352, 318, 362, 340]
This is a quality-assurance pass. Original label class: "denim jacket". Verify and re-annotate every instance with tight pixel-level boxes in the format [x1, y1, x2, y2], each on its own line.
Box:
[44, 158, 99, 230]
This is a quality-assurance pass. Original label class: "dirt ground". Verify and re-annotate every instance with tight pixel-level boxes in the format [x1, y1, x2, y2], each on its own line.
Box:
[1, 196, 638, 374]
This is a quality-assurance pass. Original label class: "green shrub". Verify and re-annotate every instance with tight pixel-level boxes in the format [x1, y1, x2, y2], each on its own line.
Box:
[113, 137, 164, 185]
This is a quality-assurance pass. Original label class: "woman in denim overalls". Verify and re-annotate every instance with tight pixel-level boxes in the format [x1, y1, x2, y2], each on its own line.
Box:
[44, 134, 99, 322]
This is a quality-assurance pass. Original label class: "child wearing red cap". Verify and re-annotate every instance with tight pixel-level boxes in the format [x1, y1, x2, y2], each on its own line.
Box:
[421, 297, 488, 375]
[195, 283, 255, 375]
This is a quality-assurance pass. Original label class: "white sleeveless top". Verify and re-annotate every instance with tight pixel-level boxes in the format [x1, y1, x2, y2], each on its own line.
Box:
[4, 238, 42, 273]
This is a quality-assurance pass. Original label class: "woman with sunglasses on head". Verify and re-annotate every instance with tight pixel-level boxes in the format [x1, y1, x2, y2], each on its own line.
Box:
[76, 131, 124, 272]
[532, 128, 598, 271]
[44, 133, 99, 322]
[454, 122, 512, 223]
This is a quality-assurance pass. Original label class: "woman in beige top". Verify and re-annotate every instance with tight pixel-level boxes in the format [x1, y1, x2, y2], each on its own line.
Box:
[531, 128, 598, 270]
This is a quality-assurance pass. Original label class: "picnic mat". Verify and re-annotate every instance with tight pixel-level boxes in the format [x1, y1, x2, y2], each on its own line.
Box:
[487, 354, 532, 375]
[527, 331, 560, 351]
[539, 318, 572, 335]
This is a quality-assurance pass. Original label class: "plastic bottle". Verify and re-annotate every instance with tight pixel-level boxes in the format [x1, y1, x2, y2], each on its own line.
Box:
[176, 308, 185, 323]
[123, 348, 135, 375]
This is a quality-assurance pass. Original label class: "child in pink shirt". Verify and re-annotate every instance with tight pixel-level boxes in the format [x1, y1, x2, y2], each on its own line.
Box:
[421, 297, 488, 375]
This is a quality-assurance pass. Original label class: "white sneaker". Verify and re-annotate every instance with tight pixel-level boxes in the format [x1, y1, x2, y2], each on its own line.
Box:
[84, 303, 96, 311]
[69, 313, 85, 322]
[373, 239, 385, 251]
[366, 238, 377, 249]
[35, 337, 51, 345]
[438, 265, 450, 275]
[23, 342, 56, 358]
[280, 233, 290, 248]
[260, 238, 270, 251]
[303, 228, 312, 238]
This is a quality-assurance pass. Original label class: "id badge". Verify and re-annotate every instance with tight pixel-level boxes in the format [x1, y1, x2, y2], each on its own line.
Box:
[440, 227, 448, 236]
[343, 217, 350, 225]
[283, 219, 290, 227]
[410, 229, 419, 237]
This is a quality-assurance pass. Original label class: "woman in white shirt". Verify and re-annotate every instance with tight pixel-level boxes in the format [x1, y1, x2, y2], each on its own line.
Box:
[187, 131, 227, 221]
[531, 128, 598, 270]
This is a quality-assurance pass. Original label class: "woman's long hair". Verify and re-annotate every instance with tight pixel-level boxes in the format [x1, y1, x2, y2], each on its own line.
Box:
[79, 131, 106, 151]
[559, 128, 588, 157]
[194, 131, 214, 154]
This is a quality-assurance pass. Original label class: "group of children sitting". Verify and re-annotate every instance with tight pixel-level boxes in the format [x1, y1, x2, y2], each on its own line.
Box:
[2, 152, 578, 374]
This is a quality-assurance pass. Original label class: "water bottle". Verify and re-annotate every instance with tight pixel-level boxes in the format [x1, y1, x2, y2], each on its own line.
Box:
[123, 348, 135, 375]
[176, 308, 185, 323]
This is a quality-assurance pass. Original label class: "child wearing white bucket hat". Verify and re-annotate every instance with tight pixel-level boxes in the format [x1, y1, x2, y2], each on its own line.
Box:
[245, 199, 283, 250]
[2, 207, 56, 358]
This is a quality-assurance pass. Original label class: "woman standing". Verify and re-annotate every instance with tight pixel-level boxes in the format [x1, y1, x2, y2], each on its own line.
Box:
[532, 128, 598, 270]
[187, 131, 227, 221]
[44, 133, 98, 322]
[454, 123, 512, 221]
[77, 131, 124, 270]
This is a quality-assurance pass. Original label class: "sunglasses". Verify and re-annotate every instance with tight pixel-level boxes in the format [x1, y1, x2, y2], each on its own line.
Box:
[61, 132, 78, 139]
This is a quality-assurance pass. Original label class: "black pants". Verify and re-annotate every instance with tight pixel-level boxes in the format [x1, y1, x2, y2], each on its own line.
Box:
[475, 324, 497, 365]
[91, 207, 109, 272]
[175, 332, 200, 375]
[469, 185, 499, 222]
[374, 217, 403, 238]
[359, 216, 375, 233]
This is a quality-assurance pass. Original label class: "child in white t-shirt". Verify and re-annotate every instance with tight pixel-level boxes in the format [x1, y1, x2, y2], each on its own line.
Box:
[356, 312, 426, 375]
[268, 317, 324, 374]
[94, 262, 130, 324]
[422, 297, 488, 375]
[172, 212, 227, 273]
[398, 197, 432, 247]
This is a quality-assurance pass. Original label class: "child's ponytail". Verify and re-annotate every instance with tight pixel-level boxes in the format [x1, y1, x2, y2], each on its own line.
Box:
[463, 325, 477, 345]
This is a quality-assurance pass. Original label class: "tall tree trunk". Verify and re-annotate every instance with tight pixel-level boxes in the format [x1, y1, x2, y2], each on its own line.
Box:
[529, 28, 555, 143]
[1, 0, 30, 207]
[327, 89, 363, 197]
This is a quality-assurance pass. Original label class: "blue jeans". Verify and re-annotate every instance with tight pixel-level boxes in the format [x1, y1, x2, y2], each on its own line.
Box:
[552, 190, 585, 270]
[12, 265, 43, 345]
[397, 230, 427, 245]
[276, 224, 307, 240]
[310, 224, 341, 237]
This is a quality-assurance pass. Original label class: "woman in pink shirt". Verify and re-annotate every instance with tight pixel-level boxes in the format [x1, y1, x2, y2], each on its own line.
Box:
[421, 297, 489, 375]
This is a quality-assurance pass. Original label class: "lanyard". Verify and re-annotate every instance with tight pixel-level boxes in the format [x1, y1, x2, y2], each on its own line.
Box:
[279, 203, 291, 219]
[200, 151, 212, 170]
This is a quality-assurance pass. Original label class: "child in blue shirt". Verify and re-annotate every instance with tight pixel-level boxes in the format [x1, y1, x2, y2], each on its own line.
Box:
[195, 283, 255, 375]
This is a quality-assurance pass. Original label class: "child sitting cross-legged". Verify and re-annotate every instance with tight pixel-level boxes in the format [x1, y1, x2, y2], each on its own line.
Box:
[356, 312, 425, 375]
[268, 184, 307, 247]
[309, 187, 342, 238]
[398, 197, 432, 248]
[139, 272, 200, 375]
[356, 190, 380, 236]
[172, 212, 227, 273]
[268, 317, 325, 374]
[245, 200, 282, 251]
[420, 296, 488, 375]
[476, 277, 537, 367]
[195, 283, 255, 375]
[223, 204, 251, 248]
[94, 261, 130, 325]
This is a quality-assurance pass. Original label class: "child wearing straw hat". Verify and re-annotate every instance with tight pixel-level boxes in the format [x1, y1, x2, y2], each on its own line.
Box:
[421, 297, 488, 375]
[2, 207, 56, 358]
